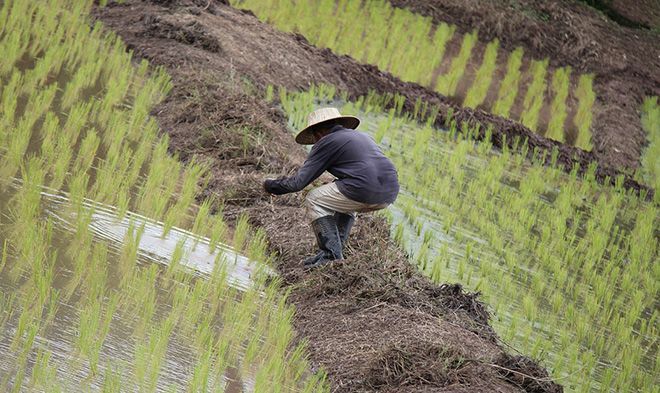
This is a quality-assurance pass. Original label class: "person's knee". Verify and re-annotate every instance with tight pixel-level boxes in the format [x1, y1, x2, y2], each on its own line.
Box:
[305, 189, 319, 210]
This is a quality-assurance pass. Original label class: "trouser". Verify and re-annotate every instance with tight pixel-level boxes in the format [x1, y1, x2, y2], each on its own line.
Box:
[304, 182, 389, 222]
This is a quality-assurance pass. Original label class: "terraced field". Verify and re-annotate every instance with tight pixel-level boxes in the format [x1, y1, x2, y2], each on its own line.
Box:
[233, 0, 596, 150]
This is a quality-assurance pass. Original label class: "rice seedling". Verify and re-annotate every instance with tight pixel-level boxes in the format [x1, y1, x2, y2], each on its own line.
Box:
[101, 364, 122, 393]
[28, 348, 61, 392]
[546, 66, 572, 142]
[573, 74, 596, 150]
[491, 48, 524, 117]
[519, 59, 549, 131]
[463, 39, 500, 109]
[638, 96, 659, 193]
[435, 31, 478, 97]
[133, 314, 176, 392]
[77, 293, 119, 376]
[233, 212, 251, 252]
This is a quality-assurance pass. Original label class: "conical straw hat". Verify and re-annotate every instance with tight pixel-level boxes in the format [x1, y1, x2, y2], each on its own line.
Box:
[295, 107, 360, 145]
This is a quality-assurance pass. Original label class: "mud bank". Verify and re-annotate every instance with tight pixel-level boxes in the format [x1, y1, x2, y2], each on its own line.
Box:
[93, 1, 567, 391]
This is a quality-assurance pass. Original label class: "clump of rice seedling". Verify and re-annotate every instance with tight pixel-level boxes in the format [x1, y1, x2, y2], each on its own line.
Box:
[638, 96, 659, 191]
[573, 74, 595, 150]
[545, 66, 571, 142]
[435, 31, 478, 97]
[463, 39, 500, 109]
[419, 23, 456, 87]
[519, 59, 549, 131]
[133, 314, 176, 392]
[232, 213, 251, 252]
[28, 348, 60, 391]
[491, 47, 524, 117]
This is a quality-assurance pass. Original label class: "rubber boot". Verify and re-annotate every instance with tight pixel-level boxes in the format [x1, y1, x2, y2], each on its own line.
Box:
[303, 215, 343, 268]
[335, 212, 355, 246]
[305, 212, 355, 266]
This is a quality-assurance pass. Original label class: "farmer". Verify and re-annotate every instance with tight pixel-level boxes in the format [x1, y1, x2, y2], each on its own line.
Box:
[263, 107, 399, 268]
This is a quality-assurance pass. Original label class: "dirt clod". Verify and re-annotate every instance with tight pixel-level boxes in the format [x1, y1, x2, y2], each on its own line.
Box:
[494, 354, 563, 393]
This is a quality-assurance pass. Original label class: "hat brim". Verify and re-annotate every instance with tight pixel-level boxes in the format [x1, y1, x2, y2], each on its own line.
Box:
[295, 116, 360, 145]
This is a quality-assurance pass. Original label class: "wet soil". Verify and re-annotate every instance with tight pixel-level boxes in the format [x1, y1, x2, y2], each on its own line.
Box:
[389, 0, 660, 173]
[94, 1, 570, 391]
[588, 0, 660, 30]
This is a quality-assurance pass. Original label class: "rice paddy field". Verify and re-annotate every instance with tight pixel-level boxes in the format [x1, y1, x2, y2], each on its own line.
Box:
[232, 0, 596, 150]
[0, 0, 327, 391]
[276, 85, 658, 393]
[2, 0, 658, 392]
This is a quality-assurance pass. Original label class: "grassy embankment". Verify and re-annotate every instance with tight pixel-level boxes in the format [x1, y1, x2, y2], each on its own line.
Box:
[232, 0, 595, 150]
[274, 84, 657, 393]
[0, 0, 327, 391]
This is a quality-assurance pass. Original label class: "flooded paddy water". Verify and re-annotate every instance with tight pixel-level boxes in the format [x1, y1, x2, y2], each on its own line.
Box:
[278, 85, 658, 392]
[0, 179, 259, 391]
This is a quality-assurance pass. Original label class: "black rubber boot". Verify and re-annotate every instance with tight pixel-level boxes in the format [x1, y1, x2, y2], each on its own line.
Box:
[335, 212, 355, 246]
[305, 212, 356, 266]
[303, 215, 343, 268]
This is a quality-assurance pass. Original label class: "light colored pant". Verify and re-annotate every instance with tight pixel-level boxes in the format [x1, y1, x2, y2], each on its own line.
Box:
[305, 182, 389, 222]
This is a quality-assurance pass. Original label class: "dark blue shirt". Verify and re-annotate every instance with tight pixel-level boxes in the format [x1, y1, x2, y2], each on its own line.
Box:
[265, 125, 399, 204]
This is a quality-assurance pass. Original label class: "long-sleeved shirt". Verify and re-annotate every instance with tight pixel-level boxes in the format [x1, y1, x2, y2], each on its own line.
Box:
[265, 125, 399, 204]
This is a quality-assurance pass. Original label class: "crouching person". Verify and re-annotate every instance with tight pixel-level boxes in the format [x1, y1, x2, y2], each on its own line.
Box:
[263, 108, 399, 268]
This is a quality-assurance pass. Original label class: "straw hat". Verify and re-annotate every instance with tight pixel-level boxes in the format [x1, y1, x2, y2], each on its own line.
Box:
[295, 107, 360, 144]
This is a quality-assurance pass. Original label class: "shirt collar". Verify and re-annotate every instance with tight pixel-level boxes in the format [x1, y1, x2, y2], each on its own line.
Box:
[329, 124, 344, 133]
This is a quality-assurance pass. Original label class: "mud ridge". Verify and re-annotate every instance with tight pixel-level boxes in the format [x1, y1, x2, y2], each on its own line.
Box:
[93, 1, 566, 391]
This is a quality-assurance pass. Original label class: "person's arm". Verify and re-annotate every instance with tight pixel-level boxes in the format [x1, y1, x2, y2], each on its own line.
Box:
[264, 137, 340, 195]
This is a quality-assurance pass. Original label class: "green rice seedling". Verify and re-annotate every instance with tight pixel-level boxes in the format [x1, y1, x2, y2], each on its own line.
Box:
[10, 322, 39, 393]
[28, 348, 61, 392]
[136, 137, 181, 220]
[573, 74, 596, 150]
[1, 117, 35, 179]
[72, 129, 100, 175]
[163, 237, 187, 288]
[0, 69, 24, 131]
[117, 220, 145, 284]
[0, 239, 8, 275]
[232, 213, 251, 253]
[519, 59, 549, 131]
[49, 138, 74, 191]
[545, 67, 572, 142]
[463, 39, 500, 109]
[133, 313, 176, 393]
[101, 364, 122, 393]
[639, 96, 659, 191]
[247, 227, 270, 263]
[0, 30, 28, 77]
[191, 198, 212, 247]
[491, 47, 524, 117]
[77, 293, 119, 376]
[419, 23, 456, 87]
[187, 344, 214, 393]
[129, 264, 159, 336]
[435, 31, 478, 96]
[208, 209, 228, 253]
[60, 61, 101, 110]
[0, 293, 16, 333]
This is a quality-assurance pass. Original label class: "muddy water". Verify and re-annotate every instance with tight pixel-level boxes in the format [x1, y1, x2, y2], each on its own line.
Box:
[0, 180, 258, 391]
